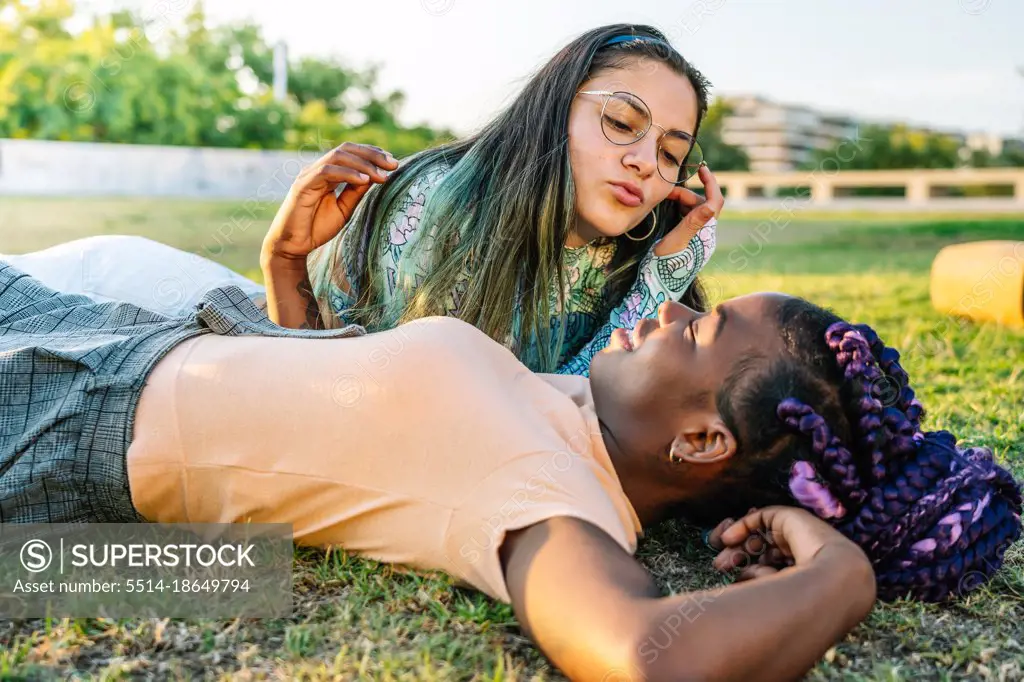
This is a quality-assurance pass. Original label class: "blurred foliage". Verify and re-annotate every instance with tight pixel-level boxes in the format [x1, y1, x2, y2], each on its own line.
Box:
[968, 145, 1024, 168]
[0, 0, 456, 156]
[697, 98, 749, 171]
[805, 123, 1024, 171]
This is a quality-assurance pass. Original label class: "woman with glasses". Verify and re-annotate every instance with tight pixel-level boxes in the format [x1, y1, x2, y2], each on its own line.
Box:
[287, 24, 721, 375]
[5, 24, 721, 376]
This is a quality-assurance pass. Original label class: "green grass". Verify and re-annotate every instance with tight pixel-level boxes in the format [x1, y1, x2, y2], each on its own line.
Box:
[0, 197, 275, 281]
[1, 200, 1023, 680]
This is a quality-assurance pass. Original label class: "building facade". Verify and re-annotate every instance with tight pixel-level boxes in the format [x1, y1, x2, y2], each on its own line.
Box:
[719, 95, 859, 172]
[720, 94, 1023, 172]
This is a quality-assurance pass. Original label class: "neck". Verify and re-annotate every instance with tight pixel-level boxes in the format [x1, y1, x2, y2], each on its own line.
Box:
[566, 217, 603, 248]
[564, 229, 589, 249]
[598, 418, 678, 528]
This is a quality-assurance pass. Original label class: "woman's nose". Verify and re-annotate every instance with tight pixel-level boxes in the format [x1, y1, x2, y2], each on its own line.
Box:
[657, 301, 701, 328]
[622, 138, 659, 178]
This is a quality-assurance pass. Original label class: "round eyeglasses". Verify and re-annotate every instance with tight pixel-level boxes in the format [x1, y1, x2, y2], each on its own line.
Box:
[576, 90, 705, 185]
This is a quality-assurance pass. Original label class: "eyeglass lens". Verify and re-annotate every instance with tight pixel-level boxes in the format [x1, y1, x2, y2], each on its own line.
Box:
[600, 92, 704, 184]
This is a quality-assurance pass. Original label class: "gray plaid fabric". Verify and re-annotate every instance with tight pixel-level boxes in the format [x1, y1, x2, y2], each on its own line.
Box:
[0, 260, 365, 524]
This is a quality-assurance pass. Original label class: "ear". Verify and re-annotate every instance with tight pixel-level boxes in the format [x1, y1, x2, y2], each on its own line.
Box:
[669, 412, 737, 465]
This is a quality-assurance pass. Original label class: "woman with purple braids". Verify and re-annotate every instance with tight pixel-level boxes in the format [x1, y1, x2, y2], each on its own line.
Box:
[684, 301, 1023, 604]
[1, 255, 1021, 679]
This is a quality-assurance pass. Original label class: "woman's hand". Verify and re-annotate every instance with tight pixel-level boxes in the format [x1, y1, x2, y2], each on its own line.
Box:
[653, 163, 723, 257]
[261, 143, 399, 265]
[706, 506, 873, 583]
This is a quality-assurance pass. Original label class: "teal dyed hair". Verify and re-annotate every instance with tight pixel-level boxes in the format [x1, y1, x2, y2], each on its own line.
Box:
[342, 23, 712, 371]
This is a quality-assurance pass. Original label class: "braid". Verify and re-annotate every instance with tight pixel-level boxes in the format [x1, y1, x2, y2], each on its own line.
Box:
[869, 438, 1022, 601]
[824, 323, 889, 483]
[853, 323, 924, 430]
[776, 398, 865, 516]
[776, 317, 1022, 602]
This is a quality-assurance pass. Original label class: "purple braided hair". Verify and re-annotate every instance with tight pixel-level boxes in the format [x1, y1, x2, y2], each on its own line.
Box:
[777, 398, 866, 515]
[778, 322, 1022, 602]
[853, 323, 924, 431]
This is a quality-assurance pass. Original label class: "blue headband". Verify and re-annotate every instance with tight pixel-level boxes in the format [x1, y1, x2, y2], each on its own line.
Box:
[602, 34, 672, 50]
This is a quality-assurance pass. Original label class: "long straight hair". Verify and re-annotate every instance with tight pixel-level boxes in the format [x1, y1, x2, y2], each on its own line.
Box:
[342, 24, 712, 371]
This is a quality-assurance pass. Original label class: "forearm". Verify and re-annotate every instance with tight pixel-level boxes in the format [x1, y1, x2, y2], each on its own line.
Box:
[641, 546, 876, 682]
[554, 265, 661, 376]
[260, 253, 324, 330]
[554, 230, 714, 376]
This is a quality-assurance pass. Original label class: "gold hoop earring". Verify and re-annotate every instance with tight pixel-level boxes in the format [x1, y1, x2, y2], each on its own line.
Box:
[668, 441, 685, 464]
[625, 211, 657, 242]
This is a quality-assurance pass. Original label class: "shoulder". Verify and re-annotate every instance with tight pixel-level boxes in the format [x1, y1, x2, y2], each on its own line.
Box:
[392, 316, 522, 367]
[443, 448, 640, 602]
[380, 161, 454, 246]
[399, 160, 453, 208]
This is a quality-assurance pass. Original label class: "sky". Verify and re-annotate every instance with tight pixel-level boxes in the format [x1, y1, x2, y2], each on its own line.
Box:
[83, 0, 1024, 138]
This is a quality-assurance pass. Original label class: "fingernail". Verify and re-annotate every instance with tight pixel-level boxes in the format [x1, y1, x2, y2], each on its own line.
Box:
[358, 173, 369, 181]
[386, 153, 397, 163]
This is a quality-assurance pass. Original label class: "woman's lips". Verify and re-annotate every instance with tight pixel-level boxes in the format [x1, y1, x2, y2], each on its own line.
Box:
[609, 182, 643, 207]
[630, 319, 657, 351]
[611, 327, 634, 352]
[612, 319, 656, 353]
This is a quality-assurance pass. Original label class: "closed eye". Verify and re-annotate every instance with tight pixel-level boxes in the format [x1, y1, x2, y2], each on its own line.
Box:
[687, 318, 697, 343]
[604, 115, 634, 134]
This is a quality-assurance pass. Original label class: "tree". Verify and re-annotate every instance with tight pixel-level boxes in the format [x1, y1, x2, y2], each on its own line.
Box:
[0, 0, 453, 154]
[970, 145, 1024, 168]
[695, 98, 750, 171]
[805, 123, 961, 171]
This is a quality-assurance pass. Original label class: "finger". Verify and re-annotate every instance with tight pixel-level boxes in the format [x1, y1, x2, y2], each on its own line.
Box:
[307, 144, 391, 175]
[722, 507, 797, 562]
[712, 546, 753, 572]
[719, 508, 776, 547]
[332, 143, 399, 173]
[741, 532, 769, 557]
[696, 164, 724, 215]
[667, 185, 705, 208]
[736, 565, 779, 582]
[705, 517, 735, 550]
[336, 180, 374, 221]
[325, 149, 393, 184]
[364, 144, 401, 169]
[300, 164, 371, 194]
[764, 547, 788, 566]
[681, 201, 716, 235]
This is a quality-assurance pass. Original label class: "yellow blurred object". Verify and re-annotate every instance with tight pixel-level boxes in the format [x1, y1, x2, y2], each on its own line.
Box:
[929, 241, 1024, 328]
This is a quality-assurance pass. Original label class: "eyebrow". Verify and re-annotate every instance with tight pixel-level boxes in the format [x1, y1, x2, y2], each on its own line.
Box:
[623, 97, 647, 118]
[664, 129, 695, 142]
[611, 89, 695, 137]
[713, 305, 728, 341]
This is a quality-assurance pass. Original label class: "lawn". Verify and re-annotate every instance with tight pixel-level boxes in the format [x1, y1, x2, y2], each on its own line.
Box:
[1, 199, 1023, 680]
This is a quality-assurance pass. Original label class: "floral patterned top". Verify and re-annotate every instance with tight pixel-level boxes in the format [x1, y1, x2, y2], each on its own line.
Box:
[308, 163, 716, 376]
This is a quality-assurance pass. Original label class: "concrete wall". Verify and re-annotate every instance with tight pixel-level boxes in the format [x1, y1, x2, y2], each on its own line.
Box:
[2, 139, 1024, 214]
[0, 138, 321, 200]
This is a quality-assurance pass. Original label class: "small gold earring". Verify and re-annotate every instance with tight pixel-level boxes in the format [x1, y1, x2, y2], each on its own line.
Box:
[668, 443, 684, 464]
[625, 211, 657, 242]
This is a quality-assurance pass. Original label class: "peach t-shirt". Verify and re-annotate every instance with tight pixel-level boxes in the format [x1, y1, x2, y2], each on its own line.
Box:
[127, 316, 643, 602]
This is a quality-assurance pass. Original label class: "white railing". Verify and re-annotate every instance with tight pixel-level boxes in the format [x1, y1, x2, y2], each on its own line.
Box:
[713, 168, 1024, 212]
[1, 139, 1023, 212]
